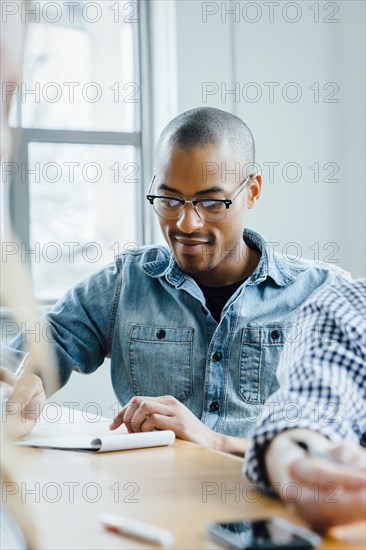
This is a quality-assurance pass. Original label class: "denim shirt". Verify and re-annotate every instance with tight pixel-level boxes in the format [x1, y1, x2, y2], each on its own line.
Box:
[10, 229, 348, 437]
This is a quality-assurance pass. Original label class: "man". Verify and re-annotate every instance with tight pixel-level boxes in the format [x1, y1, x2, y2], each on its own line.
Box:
[244, 278, 365, 531]
[6, 107, 348, 454]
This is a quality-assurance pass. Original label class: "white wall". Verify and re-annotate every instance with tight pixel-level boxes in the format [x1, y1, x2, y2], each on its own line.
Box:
[49, 359, 117, 418]
[157, 0, 365, 277]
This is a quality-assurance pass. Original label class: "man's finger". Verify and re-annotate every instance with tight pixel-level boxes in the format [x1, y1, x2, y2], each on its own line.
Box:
[109, 402, 134, 430]
[0, 367, 17, 386]
[109, 413, 124, 430]
[287, 485, 366, 532]
[10, 373, 44, 408]
[110, 396, 177, 431]
[129, 402, 173, 433]
[289, 457, 366, 490]
[140, 413, 177, 433]
[329, 443, 366, 469]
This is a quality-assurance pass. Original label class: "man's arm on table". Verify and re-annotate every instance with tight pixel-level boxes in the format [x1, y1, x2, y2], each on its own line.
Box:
[244, 279, 366, 531]
[110, 394, 249, 455]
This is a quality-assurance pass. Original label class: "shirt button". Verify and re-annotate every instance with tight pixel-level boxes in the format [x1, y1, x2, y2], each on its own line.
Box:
[212, 351, 222, 362]
[209, 401, 220, 413]
[271, 329, 281, 340]
[156, 329, 166, 340]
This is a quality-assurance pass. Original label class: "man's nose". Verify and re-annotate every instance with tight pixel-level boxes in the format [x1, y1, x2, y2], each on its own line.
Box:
[176, 203, 205, 233]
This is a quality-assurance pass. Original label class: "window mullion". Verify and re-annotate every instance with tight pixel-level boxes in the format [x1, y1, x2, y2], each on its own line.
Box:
[10, 129, 31, 273]
[138, 0, 154, 245]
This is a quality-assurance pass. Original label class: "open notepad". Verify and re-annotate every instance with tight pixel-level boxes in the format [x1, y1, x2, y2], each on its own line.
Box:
[15, 430, 176, 453]
[13, 404, 175, 453]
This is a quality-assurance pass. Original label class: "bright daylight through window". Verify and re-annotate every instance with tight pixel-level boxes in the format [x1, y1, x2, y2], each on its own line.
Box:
[8, 0, 142, 300]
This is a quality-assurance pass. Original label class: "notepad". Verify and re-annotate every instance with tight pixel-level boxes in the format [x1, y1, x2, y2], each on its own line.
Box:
[15, 430, 176, 453]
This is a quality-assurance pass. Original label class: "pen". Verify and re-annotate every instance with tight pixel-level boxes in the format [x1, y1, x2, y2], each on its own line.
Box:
[15, 354, 29, 378]
[294, 440, 342, 464]
[2, 354, 29, 403]
[101, 514, 175, 547]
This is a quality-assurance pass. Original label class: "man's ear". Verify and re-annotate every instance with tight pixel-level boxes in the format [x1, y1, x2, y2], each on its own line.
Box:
[247, 174, 262, 208]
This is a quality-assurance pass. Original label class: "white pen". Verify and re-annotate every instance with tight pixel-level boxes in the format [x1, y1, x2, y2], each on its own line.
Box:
[2, 354, 29, 403]
[15, 354, 29, 377]
[101, 514, 175, 548]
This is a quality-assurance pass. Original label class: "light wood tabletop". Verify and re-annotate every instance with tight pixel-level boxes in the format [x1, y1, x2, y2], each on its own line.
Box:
[4, 408, 365, 550]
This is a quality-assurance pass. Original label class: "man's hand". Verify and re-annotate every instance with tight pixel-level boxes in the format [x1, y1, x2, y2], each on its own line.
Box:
[265, 429, 366, 532]
[110, 395, 218, 447]
[110, 395, 248, 456]
[1, 367, 46, 439]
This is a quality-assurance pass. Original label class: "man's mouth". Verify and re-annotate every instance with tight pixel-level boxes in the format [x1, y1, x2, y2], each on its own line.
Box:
[175, 238, 207, 246]
[174, 236, 210, 255]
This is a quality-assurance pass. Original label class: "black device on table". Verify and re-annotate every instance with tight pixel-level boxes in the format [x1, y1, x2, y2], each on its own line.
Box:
[206, 517, 321, 549]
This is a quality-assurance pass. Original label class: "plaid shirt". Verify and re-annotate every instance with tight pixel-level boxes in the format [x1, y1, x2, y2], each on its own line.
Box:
[244, 278, 366, 488]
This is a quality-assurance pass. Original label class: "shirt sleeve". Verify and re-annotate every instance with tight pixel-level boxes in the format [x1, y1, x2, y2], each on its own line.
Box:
[8, 257, 123, 388]
[244, 279, 366, 491]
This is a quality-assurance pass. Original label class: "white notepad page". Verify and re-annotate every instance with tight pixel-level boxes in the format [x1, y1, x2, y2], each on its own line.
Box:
[14, 404, 175, 452]
[15, 430, 176, 452]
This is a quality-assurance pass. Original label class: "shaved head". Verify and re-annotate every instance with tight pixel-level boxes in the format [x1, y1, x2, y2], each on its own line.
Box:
[155, 107, 255, 175]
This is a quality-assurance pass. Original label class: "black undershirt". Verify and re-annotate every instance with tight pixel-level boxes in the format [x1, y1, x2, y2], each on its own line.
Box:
[198, 279, 246, 323]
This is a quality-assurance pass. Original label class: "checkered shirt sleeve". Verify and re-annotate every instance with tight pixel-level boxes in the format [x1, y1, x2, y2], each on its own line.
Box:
[244, 278, 366, 490]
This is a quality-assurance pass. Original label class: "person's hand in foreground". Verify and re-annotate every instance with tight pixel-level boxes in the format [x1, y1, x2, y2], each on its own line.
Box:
[0, 367, 46, 439]
[265, 428, 366, 533]
[110, 395, 249, 456]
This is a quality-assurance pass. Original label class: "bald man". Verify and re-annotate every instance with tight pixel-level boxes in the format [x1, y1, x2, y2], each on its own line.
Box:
[7, 107, 348, 455]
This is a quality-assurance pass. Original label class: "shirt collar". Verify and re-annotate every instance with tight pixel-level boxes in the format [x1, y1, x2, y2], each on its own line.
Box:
[141, 228, 295, 287]
[243, 228, 295, 287]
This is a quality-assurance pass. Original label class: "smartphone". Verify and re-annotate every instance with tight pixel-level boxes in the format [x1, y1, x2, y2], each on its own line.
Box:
[206, 517, 321, 549]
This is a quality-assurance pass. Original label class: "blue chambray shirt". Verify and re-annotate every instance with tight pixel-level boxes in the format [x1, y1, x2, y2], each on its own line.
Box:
[10, 229, 348, 437]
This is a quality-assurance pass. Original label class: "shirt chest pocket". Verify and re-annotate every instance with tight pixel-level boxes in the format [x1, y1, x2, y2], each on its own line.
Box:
[239, 326, 285, 404]
[128, 325, 194, 402]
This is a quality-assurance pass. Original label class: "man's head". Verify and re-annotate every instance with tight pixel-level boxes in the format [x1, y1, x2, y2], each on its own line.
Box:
[151, 107, 262, 285]
[156, 106, 255, 170]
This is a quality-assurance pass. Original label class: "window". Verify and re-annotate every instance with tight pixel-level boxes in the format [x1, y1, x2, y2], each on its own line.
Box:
[6, 0, 153, 300]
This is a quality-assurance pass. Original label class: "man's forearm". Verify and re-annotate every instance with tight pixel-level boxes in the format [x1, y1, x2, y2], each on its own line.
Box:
[213, 432, 249, 457]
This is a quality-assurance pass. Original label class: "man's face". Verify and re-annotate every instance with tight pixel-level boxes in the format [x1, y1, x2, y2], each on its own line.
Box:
[154, 142, 261, 285]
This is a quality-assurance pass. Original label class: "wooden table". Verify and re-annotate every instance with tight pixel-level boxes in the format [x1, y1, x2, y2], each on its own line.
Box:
[4, 409, 365, 550]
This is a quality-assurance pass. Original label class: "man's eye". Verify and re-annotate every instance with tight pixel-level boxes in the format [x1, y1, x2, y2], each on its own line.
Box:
[200, 200, 225, 210]
[159, 198, 181, 208]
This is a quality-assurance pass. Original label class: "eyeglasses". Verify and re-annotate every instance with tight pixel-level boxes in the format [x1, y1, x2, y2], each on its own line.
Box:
[146, 175, 250, 222]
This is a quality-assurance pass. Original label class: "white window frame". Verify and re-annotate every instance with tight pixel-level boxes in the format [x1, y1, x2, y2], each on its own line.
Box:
[6, 0, 155, 298]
